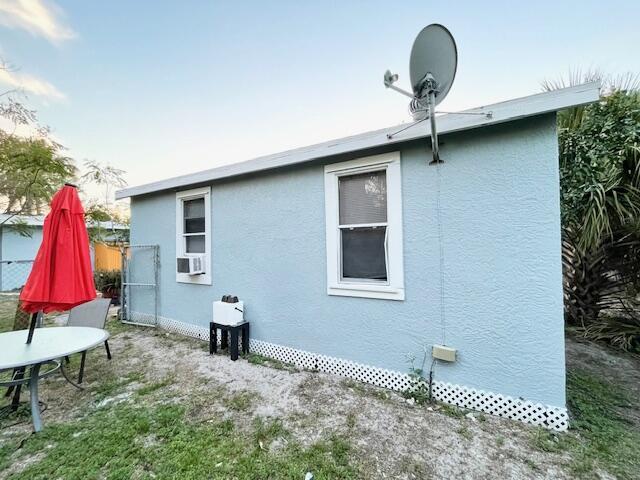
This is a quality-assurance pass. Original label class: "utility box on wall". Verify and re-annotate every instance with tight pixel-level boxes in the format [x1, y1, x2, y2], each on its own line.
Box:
[432, 345, 456, 362]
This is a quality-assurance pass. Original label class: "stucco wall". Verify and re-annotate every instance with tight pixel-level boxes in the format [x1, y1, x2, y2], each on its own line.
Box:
[0, 226, 42, 291]
[130, 114, 565, 407]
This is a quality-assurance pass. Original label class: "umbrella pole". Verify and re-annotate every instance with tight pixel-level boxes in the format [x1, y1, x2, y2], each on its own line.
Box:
[26, 312, 39, 344]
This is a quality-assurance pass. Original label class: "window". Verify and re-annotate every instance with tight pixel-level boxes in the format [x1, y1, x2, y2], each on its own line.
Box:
[339, 171, 388, 281]
[324, 152, 404, 300]
[183, 197, 206, 253]
[176, 187, 211, 284]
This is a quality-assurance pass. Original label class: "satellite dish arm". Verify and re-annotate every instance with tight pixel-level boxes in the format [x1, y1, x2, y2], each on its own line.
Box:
[383, 70, 414, 99]
[385, 83, 414, 99]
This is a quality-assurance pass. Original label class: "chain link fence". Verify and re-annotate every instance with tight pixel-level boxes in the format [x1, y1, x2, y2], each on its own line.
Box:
[0, 260, 33, 332]
[0, 260, 34, 293]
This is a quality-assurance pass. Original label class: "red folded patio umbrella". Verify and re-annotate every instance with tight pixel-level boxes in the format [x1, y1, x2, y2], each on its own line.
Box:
[20, 183, 96, 343]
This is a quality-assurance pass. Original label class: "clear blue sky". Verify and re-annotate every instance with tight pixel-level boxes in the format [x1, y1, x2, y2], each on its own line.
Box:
[1, 0, 639, 195]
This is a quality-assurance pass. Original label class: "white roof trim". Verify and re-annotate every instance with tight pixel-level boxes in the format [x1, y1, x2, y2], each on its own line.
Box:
[0, 214, 128, 230]
[116, 82, 600, 200]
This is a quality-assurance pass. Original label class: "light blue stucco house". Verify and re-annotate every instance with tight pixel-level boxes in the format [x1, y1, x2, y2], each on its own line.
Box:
[116, 83, 600, 430]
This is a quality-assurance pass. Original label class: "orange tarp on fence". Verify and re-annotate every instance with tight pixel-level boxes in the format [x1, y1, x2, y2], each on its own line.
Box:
[94, 243, 121, 271]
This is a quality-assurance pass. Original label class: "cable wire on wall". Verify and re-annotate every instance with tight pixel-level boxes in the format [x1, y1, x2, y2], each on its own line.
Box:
[434, 154, 447, 346]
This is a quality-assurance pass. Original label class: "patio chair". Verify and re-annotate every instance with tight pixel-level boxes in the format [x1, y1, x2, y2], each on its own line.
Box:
[65, 298, 112, 384]
[4, 297, 43, 410]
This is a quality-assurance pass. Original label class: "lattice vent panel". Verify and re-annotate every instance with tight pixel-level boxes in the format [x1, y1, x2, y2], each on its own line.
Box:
[316, 354, 412, 392]
[127, 312, 158, 327]
[249, 339, 317, 370]
[154, 317, 568, 431]
[157, 315, 209, 341]
[430, 382, 568, 430]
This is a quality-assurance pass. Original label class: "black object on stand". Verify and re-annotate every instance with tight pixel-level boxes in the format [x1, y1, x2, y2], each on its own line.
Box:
[209, 322, 249, 361]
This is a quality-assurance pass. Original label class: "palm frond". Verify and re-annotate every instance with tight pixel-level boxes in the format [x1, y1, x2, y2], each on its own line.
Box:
[582, 314, 640, 351]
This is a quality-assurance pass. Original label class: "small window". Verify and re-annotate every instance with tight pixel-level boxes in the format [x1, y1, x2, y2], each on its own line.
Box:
[183, 198, 206, 253]
[176, 187, 211, 284]
[325, 153, 404, 300]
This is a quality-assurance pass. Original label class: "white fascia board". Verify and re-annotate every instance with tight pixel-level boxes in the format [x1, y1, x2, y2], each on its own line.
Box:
[0, 215, 45, 226]
[116, 82, 600, 200]
[0, 215, 128, 230]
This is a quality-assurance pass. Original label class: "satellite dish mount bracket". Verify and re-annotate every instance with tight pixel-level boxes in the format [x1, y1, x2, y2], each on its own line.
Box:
[417, 73, 443, 165]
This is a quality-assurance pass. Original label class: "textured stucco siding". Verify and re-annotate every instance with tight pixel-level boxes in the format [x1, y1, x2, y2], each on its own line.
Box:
[130, 114, 565, 407]
[1, 227, 43, 260]
[0, 227, 43, 290]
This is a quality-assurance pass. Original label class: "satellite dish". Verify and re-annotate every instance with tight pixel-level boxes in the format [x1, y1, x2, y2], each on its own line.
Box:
[409, 24, 457, 107]
[383, 23, 458, 164]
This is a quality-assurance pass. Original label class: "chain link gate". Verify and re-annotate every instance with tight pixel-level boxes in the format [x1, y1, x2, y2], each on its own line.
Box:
[120, 245, 159, 326]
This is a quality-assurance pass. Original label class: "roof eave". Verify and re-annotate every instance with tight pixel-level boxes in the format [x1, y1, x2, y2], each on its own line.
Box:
[116, 81, 600, 200]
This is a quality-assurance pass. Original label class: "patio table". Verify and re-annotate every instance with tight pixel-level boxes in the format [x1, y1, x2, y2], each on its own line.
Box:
[0, 326, 109, 432]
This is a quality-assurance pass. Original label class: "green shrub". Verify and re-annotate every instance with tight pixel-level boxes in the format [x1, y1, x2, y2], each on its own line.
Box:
[94, 269, 121, 291]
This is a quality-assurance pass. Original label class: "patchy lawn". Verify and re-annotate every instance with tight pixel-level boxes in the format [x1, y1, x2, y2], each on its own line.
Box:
[0, 295, 638, 479]
[0, 294, 18, 333]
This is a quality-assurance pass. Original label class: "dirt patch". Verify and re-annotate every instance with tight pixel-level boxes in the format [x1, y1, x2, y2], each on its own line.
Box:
[2, 324, 637, 479]
[2, 451, 47, 478]
[76, 328, 575, 479]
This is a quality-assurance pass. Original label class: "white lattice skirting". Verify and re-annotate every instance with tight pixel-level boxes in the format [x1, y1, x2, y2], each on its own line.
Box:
[130, 313, 568, 431]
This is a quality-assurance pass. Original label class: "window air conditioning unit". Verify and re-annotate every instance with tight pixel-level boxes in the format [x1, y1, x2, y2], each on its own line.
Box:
[177, 255, 205, 275]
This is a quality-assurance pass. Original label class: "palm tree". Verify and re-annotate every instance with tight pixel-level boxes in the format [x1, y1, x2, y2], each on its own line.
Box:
[545, 71, 640, 349]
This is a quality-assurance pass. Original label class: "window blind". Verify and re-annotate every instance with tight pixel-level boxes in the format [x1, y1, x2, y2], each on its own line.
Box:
[338, 171, 387, 225]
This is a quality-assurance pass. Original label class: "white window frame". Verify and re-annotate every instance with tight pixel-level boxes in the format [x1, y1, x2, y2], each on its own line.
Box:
[175, 186, 212, 285]
[324, 152, 404, 300]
